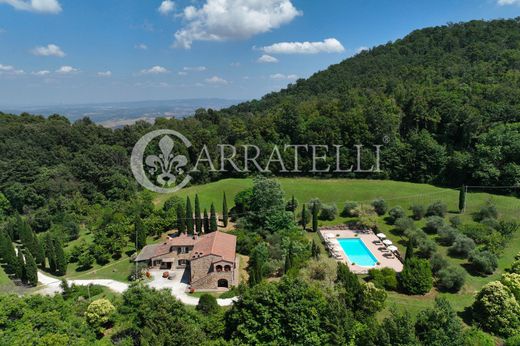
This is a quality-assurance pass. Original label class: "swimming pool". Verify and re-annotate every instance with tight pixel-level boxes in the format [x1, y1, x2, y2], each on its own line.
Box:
[337, 238, 378, 267]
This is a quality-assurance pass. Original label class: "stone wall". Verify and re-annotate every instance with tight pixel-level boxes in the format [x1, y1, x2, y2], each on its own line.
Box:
[190, 254, 237, 290]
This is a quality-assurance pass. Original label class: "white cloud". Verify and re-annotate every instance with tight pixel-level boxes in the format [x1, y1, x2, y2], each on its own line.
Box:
[205, 76, 228, 84]
[32, 70, 50, 76]
[257, 54, 278, 63]
[174, 0, 301, 49]
[31, 44, 65, 57]
[134, 43, 148, 50]
[56, 65, 78, 74]
[158, 0, 175, 14]
[230, 62, 241, 67]
[0, 63, 24, 75]
[270, 73, 297, 80]
[140, 65, 169, 74]
[97, 71, 112, 77]
[355, 46, 368, 54]
[497, 0, 520, 5]
[0, 0, 62, 13]
[178, 71, 188, 76]
[261, 38, 345, 54]
[183, 66, 207, 71]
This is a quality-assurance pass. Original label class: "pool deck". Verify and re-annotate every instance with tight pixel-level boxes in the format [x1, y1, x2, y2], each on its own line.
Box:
[319, 228, 404, 274]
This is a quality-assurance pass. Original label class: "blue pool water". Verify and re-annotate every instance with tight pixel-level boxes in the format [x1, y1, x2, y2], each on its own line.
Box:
[337, 238, 378, 267]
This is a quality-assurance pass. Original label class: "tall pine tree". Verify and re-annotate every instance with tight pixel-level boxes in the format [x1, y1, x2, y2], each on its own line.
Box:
[458, 185, 466, 214]
[203, 208, 210, 233]
[301, 204, 308, 230]
[186, 196, 194, 235]
[16, 248, 26, 283]
[24, 250, 38, 286]
[54, 238, 68, 276]
[312, 203, 318, 232]
[0, 231, 17, 275]
[194, 194, 202, 234]
[135, 217, 147, 250]
[222, 192, 228, 227]
[210, 203, 218, 232]
[44, 233, 57, 273]
[176, 204, 186, 233]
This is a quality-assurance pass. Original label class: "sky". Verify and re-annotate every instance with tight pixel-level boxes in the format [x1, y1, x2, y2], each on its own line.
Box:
[0, 0, 520, 107]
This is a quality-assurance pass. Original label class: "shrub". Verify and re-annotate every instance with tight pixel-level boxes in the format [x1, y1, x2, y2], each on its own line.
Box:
[449, 234, 475, 258]
[319, 204, 337, 221]
[394, 217, 415, 234]
[509, 260, 520, 274]
[307, 198, 322, 211]
[341, 201, 358, 217]
[481, 217, 500, 230]
[462, 328, 495, 346]
[469, 250, 498, 274]
[410, 204, 425, 220]
[430, 253, 449, 274]
[354, 204, 378, 230]
[196, 294, 219, 314]
[449, 216, 462, 228]
[472, 281, 520, 337]
[436, 265, 466, 292]
[424, 216, 446, 234]
[426, 201, 447, 217]
[399, 258, 433, 295]
[85, 299, 116, 329]
[371, 198, 388, 216]
[416, 236, 437, 258]
[498, 220, 520, 237]
[387, 206, 406, 224]
[501, 273, 520, 301]
[459, 223, 490, 244]
[473, 200, 498, 222]
[367, 267, 397, 291]
[437, 226, 459, 246]
[505, 334, 520, 346]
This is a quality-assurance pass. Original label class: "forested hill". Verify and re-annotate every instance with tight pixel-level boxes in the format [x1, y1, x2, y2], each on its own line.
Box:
[212, 18, 520, 188]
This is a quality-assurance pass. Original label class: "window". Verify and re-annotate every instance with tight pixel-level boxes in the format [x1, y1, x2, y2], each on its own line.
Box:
[178, 259, 186, 266]
[224, 265, 231, 272]
[216, 265, 223, 272]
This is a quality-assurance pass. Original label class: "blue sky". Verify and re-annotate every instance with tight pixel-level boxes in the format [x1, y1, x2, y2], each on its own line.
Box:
[0, 0, 520, 106]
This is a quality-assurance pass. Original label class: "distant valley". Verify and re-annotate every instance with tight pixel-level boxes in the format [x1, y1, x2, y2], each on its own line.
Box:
[1, 98, 241, 128]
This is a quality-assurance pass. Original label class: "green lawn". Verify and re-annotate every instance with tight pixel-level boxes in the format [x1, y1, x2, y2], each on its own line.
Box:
[154, 177, 520, 318]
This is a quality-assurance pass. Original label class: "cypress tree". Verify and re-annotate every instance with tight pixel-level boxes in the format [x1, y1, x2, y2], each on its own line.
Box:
[284, 242, 294, 274]
[203, 208, 210, 233]
[186, 196, 194, 235]
[176, 204, 186, 233]
[16, 248, 27, 283]
[458, 185, 466, 214]
[312, 203, 318, 232]
[210, 203, 218, 232]
[405, 238, 415, 261]
[44, 233, 57, 273]
[311, 240, 321, 259]
[290, 195, 297, 220]
[24, 250, 38, 286]
[194, 194, 202, 234]
[301, 204, 308, 230]
[135, 217, 147, 250]
[0, 231, 18, 275]
[54, 238, 68, 276]
[15, 247, 24, 279]
[222, 192, 228, 227]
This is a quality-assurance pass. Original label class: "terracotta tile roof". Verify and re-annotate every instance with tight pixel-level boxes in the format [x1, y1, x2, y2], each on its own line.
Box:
[192, 231, 236, 262]
[167, 233, 199, 246]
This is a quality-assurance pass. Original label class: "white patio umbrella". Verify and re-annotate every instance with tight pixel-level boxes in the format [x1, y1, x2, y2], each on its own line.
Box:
[376, 233, 386, 239]
[387, 245, 398, 252]
[382, 239, 393, 245]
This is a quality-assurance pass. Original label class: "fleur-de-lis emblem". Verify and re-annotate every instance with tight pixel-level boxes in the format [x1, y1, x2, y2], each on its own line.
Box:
[145, 135, 187, 187]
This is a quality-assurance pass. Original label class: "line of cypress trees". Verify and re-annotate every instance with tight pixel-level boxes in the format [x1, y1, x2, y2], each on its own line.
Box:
[0, 230, 18, 275]
[24, 250, 38, 286]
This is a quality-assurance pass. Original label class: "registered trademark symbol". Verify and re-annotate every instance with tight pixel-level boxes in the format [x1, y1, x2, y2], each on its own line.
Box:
[383, 135, 390, 144]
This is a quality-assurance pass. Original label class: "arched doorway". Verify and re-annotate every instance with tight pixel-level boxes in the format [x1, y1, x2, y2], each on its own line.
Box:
[217, 279, 228, 288]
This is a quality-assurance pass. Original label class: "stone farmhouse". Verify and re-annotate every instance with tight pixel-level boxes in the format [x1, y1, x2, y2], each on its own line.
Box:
[134, 231, 238, 290]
